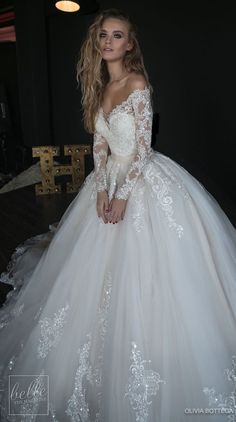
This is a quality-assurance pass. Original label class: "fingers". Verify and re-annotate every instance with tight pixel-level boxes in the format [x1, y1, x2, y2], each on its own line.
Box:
[109, 210, 122, 224]
[97, 198, 126, 224]
[109, 199, 127, 223]
[96, 192, 110, 223]
[102, 201, 109, 223]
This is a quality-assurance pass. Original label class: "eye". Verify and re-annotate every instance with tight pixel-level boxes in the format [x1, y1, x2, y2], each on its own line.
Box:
[99, 32, 107, 38]
[113, 33, 122, 39]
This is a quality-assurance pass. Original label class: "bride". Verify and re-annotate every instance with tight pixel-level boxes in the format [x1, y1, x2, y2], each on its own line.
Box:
[0, 8, 236, 422]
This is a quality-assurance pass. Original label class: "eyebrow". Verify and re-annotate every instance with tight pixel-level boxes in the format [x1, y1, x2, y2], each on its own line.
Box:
[100, 30, 125, 35]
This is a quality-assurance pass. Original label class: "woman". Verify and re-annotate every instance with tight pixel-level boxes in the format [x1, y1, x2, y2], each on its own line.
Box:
[0, 8, 236, 422]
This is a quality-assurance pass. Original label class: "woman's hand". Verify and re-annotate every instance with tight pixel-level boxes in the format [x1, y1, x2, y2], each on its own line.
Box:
[96, 191, 109, 223]
[108, 198, 127, 223]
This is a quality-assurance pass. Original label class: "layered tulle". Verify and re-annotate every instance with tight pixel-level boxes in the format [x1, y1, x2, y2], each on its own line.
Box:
[0, 150, 236, 421]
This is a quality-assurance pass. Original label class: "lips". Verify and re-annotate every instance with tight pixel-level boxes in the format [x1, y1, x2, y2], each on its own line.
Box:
[103, 48, 113, 52]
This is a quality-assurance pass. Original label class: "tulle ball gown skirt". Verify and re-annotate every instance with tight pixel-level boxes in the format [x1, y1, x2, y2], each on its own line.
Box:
[0, 151, 236, 422]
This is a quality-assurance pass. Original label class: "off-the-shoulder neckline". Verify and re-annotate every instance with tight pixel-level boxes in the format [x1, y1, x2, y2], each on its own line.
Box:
[101, 86, 150, 119]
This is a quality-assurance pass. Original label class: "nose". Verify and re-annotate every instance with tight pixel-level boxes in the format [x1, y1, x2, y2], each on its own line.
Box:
[105, 35, 112, 44]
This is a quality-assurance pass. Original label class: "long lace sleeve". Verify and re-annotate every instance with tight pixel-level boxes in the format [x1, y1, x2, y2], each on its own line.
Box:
[93, 131, 109, 192]
[114, 88, 153, 200]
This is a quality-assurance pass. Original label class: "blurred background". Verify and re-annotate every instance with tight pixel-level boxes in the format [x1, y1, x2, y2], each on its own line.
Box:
[0, 0, 235, 204]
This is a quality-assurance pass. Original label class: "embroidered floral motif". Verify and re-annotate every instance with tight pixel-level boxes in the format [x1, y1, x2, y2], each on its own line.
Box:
[125, 341, 165, 422]
[37, 304, 69, 359]
[154, 155, 190, 200]
[144, 162, 184, 238]
[93, 271, 112, 388]
[102, 95, 133, 123]
[106, 161, 121, 203]
[93, 132, 108, 193]
[203, 354, 236, 420]
[130, 182, 146, 233]
[66, 334, 93, 422]
[114, 89, 153, 201]
[66, 271, 113, 422]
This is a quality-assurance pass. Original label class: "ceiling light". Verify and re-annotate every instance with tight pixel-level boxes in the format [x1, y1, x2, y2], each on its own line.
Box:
[55, 1, 80, 13]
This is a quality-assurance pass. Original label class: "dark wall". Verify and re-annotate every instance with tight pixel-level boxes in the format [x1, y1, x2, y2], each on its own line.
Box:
[8, 0, 236, 203]
[14, 0, 51, 147]
[0, 41, 20, 170]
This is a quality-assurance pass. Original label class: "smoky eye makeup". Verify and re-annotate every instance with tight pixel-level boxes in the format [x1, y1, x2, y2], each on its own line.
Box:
[99, 30, 126, 39]
[113, 32, 123, 38]
[99, 32, 107, 38]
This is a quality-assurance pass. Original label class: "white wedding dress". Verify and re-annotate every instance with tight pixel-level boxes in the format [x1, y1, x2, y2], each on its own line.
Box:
[0, 88, 236, 422]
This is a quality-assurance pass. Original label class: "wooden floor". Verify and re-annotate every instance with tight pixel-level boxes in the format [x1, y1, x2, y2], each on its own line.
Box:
[0, 177, 235, 307]
[0, 185, 76, 305]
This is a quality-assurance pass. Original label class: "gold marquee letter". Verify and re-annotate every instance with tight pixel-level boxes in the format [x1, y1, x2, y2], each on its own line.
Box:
[32, 144, 91, 195]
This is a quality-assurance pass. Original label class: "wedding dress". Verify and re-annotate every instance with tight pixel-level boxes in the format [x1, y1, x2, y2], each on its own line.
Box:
[0, 87, 236, 422]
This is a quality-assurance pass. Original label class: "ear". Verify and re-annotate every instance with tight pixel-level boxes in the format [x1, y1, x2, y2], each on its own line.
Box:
[126, 40, 133, 52]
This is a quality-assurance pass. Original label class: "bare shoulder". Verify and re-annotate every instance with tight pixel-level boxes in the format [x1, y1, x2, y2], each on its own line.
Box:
[126, 73, 148, 93]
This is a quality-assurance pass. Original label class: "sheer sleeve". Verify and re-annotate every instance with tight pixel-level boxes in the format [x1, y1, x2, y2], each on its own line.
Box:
[114, 88, 153, 200]
[93, 131, 108, 192]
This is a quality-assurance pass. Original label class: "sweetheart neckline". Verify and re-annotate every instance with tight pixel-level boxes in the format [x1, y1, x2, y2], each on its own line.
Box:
[100, 87, 149, 120]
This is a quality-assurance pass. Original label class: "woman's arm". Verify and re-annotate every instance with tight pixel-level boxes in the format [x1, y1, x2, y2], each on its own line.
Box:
[114, 85, 153, 200]
[93, 131, 109, 193]
[93, 131, 110, 223]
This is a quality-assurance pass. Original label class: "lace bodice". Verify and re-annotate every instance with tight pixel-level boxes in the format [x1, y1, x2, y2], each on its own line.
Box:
[93, 87, 153, 200]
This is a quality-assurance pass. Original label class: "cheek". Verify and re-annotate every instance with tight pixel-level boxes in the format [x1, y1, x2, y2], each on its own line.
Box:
[117, 40, 129, 52]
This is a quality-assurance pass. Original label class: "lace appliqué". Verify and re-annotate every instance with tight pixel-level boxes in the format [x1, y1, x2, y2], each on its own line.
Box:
[0, 225, 56, 331]
[203, 354, 236, 420]
[93, 271, 112, 387]
[125, 342, 165, 422]
[93, 132, 108, 193]
[37, 303, 69, 359]
[66, 334, 93, 422]
[102, 98, 133, 124]
[144, 162, 184, 238]
[66, 271, 112, 422]
[155, 155, 190, 201]
[130, 180, 146, 233]
[106, 160, 121, 203]
[115, 88, 153, 201]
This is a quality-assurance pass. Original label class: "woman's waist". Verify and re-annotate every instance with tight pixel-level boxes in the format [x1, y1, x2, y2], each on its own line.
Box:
[108, 152, 136, 164]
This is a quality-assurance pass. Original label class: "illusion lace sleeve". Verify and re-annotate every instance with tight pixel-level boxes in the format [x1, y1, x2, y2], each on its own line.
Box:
[114, 88, 153, 200]
[93, 131, 109, 192]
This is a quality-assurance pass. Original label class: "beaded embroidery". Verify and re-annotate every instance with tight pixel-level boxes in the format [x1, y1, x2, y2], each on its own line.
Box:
[93, 132, 108, 193]
[125, 342, 165, 422]
[144, 162, 184, 238]
[66, 271, 113, 422]
[203, 354, 236, 420]
[114, 89, 153, 200]
[37, 304, 69, 359]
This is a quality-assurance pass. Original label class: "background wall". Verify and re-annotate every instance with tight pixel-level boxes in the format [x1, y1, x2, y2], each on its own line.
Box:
[1, 0, 235, 207]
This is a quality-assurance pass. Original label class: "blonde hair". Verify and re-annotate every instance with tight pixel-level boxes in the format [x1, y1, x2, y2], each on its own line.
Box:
[77, 9, 150, 133]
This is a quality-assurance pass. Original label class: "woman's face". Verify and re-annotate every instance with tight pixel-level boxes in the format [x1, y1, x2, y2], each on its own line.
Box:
[99, 18, 133, 62]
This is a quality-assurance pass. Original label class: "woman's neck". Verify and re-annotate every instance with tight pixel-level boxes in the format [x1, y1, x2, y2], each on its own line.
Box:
[107, 62, 128, 83]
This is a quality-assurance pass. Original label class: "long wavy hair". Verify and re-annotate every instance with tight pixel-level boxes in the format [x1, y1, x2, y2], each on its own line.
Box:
[77, 9, 150, 133]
